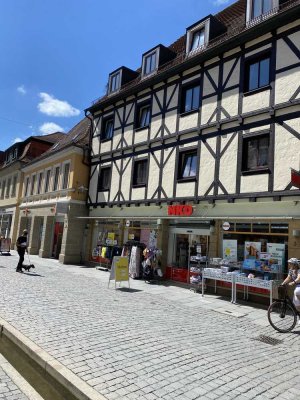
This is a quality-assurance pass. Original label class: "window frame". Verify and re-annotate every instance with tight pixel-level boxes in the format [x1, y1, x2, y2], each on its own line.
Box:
[36, 172, 43, 195]
[241, 131, 270, 175]
[61, 162, 70, 190]
[44, 169, 52, 193]
[101, 116, 114, 141]
[98, 166, 111, 192]
[135, 101, 151, 130]
[108, 70, 121, 94]
[142, 49, 159, 77]
[132, 158, 148, 188]
[177, 149, 198, 182]
[24, 177, 30, 197]
[246, 0, 278, 23]
[180, 81, 201, 115]
[30, 174, 36, 196]
[244, 52, 271, 94]
[186, 19, 210, 55]
[52, 165, 60, 191]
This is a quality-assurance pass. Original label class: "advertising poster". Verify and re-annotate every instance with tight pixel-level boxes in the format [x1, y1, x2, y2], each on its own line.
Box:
[267, 243, 285, 270]
[244, 242, 261, 259]
[223, 239, 237, 262]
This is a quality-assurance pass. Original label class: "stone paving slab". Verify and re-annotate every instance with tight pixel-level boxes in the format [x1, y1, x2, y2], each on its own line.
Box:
[0, 354, 43, 400]
[0, 253, 300, 399]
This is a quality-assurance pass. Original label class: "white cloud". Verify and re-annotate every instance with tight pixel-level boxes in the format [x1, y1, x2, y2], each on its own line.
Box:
[39, 122, 65, 134]
[12, 137, 23, 144]
[38, 92, 80, 117]
[17, 85, 26, 95]
[213, 0, 230, 5]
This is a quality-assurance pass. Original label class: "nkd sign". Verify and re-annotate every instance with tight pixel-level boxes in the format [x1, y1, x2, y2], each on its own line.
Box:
[167, 205, 193, 217]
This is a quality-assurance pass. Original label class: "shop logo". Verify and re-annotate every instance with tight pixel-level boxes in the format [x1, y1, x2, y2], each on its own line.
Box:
[222, 221, 230, 231]
[167, 205, 193, 216]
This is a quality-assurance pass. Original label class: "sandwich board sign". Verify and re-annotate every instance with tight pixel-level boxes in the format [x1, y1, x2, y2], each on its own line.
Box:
[108, 256, 129, 288]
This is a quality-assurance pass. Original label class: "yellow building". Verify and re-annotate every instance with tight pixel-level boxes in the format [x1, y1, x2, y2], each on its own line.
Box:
[19, 117, 91, 264]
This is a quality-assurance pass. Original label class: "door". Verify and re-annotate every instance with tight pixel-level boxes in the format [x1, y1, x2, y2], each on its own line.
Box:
[52, 222, 64, 259]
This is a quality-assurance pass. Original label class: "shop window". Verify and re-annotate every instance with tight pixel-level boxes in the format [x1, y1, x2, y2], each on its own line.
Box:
[244, 54, 270, 92]
[252, 222, 269, 233]
[132, 159, 148, 187]
[98, 167, 111, 191]
[271, 223, 289, 234]
[236, 222, 251, 232]
[181, 83, 200, 114]
[178, 150, 197, 181]
[136, 102, 151, 129]
[242, 133, 269, 173]
[101, 117, 114, 141]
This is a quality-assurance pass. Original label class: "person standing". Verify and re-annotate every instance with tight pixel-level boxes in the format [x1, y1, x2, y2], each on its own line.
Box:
[16, 229, 28, 273]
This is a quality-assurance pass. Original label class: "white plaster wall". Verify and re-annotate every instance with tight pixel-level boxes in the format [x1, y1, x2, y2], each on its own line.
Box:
[97, 192, 109, 203]
[131, 187, 146, 201]
[134, 128, 148, 144]
[219, 134, 238, 194]
[179, 112, 198, 132]
[183, 66, 201, 76]
[198, 138, 216, 196]
[92, 136, 100, 156]
[93, 117, 101, 136]
[245, 44, 271, 58]
[124, 125, 133, 147]
[166, 84, 179, 109]
[203, 67, 218, 96]
[150, 115, 162, 139]
[89, 165, 99, 203]
[201, 97, 217, 125]
[110, 161, 121, 200]
[114, 106, 123, 129]
[120, 160, 132, 200]
[161, 148, 176, 197]
[147, 154, 160, 199]
[277, 34, 300, 70]
[152, 90, 164, 115]
[125, 103, 135, 125]
[245, 33, 272, 49]
[221, 89, 239, 118]
[176, 181, 196, 197]
[243, 90, 270, 114]
[100, 141, 112, 154]
[274, 119, 300, 191]
[277, 19, 300, 34]
[112, 129, 122, 149]
[222, 58, 240, 88]
[276, 68, 300, 104]
[165, 110, 177, 134]
[240, 174, 269, 193]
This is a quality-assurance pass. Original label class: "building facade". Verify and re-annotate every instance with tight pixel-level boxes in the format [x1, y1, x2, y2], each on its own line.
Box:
[0, 133, 64, 247]
[85, 0, 300, 286]
[19, 118, 91, 264]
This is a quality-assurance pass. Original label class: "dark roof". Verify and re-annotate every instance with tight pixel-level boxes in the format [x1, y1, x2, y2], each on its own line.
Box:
[32, 132, 66, 144]
[87, 0, 298, 111]
[24, 117, 91, 166]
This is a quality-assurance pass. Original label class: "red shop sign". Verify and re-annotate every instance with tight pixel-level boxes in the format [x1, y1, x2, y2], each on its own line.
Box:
[168, 205, 193, 217]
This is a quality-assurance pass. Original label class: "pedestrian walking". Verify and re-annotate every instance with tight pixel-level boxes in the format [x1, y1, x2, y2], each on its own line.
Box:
[16, 229, 28, 273]
[282, 258, 300, 312]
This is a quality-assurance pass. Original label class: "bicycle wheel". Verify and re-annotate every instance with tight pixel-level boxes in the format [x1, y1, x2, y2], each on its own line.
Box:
[268, 300, 297, 333]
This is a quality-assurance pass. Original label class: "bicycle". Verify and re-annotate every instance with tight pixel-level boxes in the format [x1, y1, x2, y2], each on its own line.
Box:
[268, 285, 300, 333]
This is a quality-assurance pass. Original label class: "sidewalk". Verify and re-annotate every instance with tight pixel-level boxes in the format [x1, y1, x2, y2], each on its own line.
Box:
[0, 252, 299, 400]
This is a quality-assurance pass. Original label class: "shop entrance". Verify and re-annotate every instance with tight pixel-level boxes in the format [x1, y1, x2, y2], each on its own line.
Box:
[167, 227, 210, 283]
[52, 222, 64, 259]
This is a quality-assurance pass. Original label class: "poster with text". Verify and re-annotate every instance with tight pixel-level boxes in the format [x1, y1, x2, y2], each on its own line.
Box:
[223, 240, 237, 262]
[267, 243, 285, 268]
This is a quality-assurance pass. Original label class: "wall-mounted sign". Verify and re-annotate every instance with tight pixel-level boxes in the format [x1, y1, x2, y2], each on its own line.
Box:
[168, 205, 193, 216]
[126, 220, 130, 227]
[222, 221, 230, 231]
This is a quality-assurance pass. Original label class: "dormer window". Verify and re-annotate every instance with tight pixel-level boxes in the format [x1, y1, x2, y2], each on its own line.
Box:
[143, 51, 157, 76]
[190, 28, 205, 52]
[247, 0, 278, 24]
[108, 71, 121, 94]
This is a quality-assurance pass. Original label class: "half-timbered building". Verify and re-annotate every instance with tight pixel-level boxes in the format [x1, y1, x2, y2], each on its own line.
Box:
[85, 0, 300, 286]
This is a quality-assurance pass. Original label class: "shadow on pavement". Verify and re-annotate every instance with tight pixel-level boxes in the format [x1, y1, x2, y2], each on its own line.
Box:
[22, 272, 44, 277]
[117, 288, 143, 293]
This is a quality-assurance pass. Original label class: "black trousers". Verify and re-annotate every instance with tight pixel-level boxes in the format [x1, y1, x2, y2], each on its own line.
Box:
[17, 250, 25, 271]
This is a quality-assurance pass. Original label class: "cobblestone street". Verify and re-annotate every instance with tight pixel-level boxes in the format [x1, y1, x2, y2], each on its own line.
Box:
[0, 252, 300, 400]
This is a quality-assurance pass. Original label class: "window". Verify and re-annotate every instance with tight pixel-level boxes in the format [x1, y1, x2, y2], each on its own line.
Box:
[190, 28, 205, 51]
[6, 178, 11, 198]
[245, 55, 270, 92]
[136, 103, 151, 128]
[24, 177, 30, 197]
[62, 163, 70, 189]
[44, 170, 51, 193]
[181, 84, 200, 114]
[37, 172, 43, 194]
[252, 0, 273, 19]
[178, 150, 197, 180]
[109, 71, 121, 94]
[98, 167, 111, 191]
[0, 180, 5, 199]
[53, 166, 60, 191]
[30, 175, 36, 195]
[143, 51, 157, 76]
[133, 159, 148, 186]
[242, 134, 269, 172]
[11, 175, 17, 197]
[101, 117, 114, 140]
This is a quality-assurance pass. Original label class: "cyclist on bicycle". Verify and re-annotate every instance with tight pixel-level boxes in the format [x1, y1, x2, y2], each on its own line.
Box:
[282, 258, 300, 316]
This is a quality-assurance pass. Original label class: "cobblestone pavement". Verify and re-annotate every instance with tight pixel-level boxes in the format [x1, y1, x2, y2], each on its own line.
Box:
[0, 252, 300, 400]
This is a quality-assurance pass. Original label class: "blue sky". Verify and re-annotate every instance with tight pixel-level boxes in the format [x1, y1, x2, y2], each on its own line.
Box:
[0, 0, 234, 151]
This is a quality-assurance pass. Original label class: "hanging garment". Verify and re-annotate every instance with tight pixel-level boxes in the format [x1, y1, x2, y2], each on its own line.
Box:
[129, 246, 138, 278]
